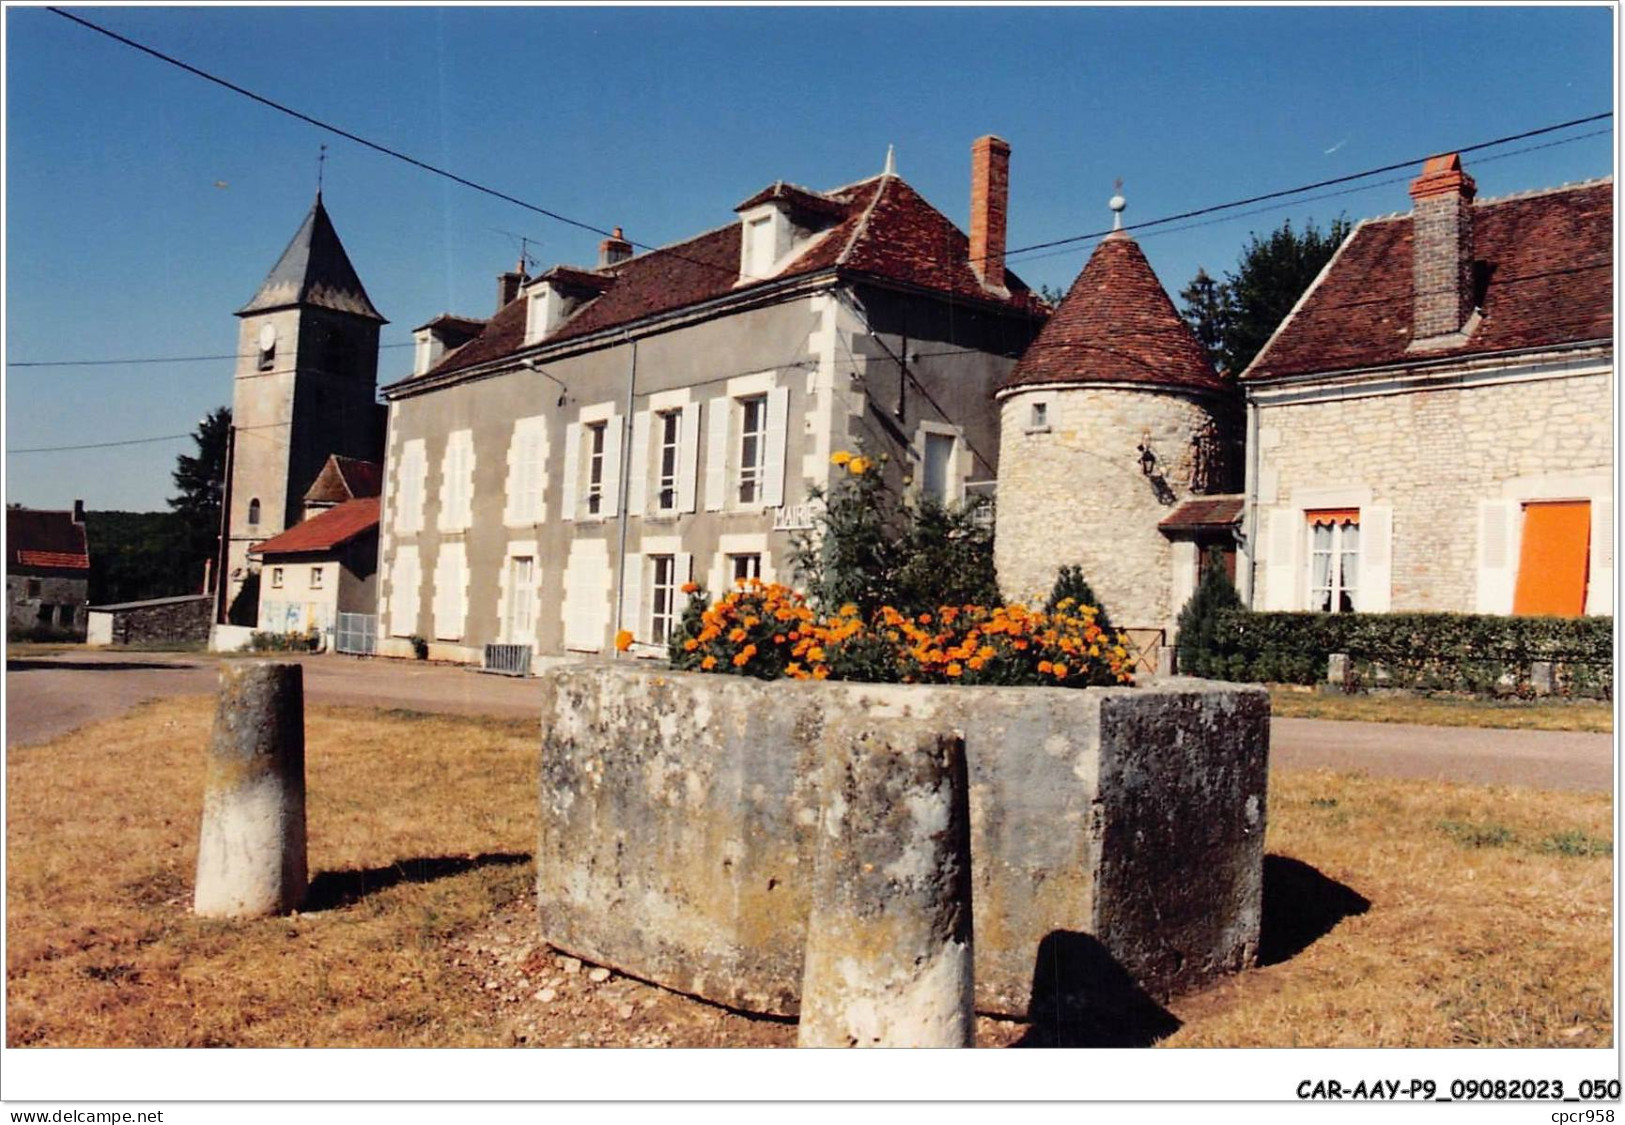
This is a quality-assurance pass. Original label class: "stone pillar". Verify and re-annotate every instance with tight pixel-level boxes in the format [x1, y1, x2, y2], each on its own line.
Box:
[1530, 661, 1555, 697]
[194, 662, 308, 918]
[1326, 653, 1352, 693]
[798, 718, 974, 1048]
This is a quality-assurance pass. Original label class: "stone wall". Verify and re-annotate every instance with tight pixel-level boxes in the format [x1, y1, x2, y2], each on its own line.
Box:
[536, 664, 1268, 1018]
[96, 596, 213, 646]
[7, 575, 88, 639]
[1255, 369, 1612, 612]
[996, 385, 1231, 632]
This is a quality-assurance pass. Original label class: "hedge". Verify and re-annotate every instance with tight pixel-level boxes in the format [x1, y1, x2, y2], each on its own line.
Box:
[1186, 611, 1613, 699]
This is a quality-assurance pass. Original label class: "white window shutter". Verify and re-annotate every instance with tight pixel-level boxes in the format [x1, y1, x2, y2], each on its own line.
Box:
[434, 544, 464, 640]
[1360, 505, 1392, 612]
[676, 551, 694, 613]
[627, 410, 650, 517]
[1263, 508, 1298, 610]
[620, 552, 643, 643]
[561, 422, 581, 521]
[390, 547, 420, 637]
[1476, 500, 1516, 614]
[678, 403, 701, 513]
[1587, 496, 1612, 615]
[705, 397, 729, 511]
[601, 414, 623, 519]
[762, 385, 790, 508]
[502, 424, 521, 524]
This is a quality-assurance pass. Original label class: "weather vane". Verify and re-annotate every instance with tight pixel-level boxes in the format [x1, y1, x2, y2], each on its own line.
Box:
[317, 144, 327, 196]
[1109, 177, 1126, 231]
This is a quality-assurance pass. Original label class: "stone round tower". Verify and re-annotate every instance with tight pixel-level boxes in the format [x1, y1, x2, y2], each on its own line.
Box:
[994, 192, 1238, 643]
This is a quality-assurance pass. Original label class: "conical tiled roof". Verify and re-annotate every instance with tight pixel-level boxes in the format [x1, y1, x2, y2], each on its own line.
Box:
[1003, 232, 1221, 393]
[237, 194, 385, 322]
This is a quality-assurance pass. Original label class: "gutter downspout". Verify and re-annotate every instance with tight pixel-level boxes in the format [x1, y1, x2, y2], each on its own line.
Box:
[1241, 391, 1260, 608]
[612, 336, 638, 655]
[214, 424, 237, 625]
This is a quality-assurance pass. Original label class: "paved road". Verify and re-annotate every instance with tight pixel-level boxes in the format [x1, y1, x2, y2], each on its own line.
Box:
[5, 649, 1614, 791]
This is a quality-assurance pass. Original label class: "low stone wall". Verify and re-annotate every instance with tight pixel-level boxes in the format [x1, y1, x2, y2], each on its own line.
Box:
[537, 666, 1269, 1019]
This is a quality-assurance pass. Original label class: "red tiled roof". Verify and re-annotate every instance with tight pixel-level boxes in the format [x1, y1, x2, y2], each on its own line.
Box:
[7, 508, 89, 572]
[1003, 232, 1224, 393]
[303, 456, 382, 505]
[407, 173, 1043, 384]
[735, 181, 848, 219]
[251, 497, 379, 556]
[1245, 179, 1613, 380]
[1158, 495, 1244, 532]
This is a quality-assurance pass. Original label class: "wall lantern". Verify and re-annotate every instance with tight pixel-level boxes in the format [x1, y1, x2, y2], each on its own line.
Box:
[1137, 439, 1158, 476]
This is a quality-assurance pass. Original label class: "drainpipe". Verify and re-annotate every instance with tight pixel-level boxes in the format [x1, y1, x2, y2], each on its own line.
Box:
[1241, 392, 1260, 608]
[214, 425, 237, 624]
[611, 336, 638, 655]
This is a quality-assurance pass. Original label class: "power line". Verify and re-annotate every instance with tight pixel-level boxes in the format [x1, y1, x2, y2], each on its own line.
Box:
[8, 419, 291, 456]
[49, 7, 1610, 297]
[8, 342, 415, 370]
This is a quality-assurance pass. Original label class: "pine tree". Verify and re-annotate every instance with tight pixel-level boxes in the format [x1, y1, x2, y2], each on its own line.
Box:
[1175, 548, 1243, 678]
[169, 406, 231, 580]
[1045, 565, 1114, 633]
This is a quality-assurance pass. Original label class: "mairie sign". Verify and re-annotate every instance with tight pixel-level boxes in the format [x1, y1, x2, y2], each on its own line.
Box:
[771, 502, 820, 532]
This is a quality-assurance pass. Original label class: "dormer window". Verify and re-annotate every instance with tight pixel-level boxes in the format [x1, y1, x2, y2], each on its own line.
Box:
[732, 184, 844, 284]
[413, 331, 432, 376]
[523, 268, 613, 346]
[525, 283, 562, 346]
[738, 205, 789, 281]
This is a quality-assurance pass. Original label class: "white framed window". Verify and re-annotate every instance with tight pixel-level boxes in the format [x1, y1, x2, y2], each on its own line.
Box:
[737, 395, 767, 504]
[432, 543, 467, 640]
[1306, 509, 1360, 613]
[504, 416, 548, 526]
[270, 567, 284, 590]
[388, 546, 422, 638]
[1028, 401, 1050, 432]
[922, 431, 958, 506]
[649, 554, 677, 645]
[507, 555, 535, 643]
[656, 411, 681, 513]
[585, 422, 608, 516]
[310, 566, 324, 590]
[730, 553, 761, 585]
[394, 439, 427, 534]
[438, 429, 475, 532]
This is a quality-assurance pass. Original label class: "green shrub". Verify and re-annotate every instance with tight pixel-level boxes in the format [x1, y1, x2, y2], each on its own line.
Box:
[1045, 565, 1114, 633]
[1195, 610, 1611, 698]
[1174, 550, 1240, 677]
[249, 628, 320, 653]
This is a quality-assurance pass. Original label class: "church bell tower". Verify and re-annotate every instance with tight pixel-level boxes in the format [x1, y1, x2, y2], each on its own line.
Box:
[222, 192, 387, 618]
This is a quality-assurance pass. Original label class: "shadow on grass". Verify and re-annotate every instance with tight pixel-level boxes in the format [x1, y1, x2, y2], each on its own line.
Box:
[304, 852, 531, 912]
[1258, 853, 1370, 967]
[6, 658, 200, 672]
[1012, 931, 1183, 1047]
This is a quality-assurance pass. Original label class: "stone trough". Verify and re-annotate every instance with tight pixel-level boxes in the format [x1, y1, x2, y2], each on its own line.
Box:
[536, 665, 1269, 1019]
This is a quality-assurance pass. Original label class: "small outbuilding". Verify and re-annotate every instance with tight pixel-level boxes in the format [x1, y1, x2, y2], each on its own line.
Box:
[7, 502, 91, 641]
[250, 496, 380, 643]
[86, 594, 213, 647]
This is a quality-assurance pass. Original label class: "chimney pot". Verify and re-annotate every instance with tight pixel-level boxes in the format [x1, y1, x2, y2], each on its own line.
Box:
[969, 136, 1011, 293]
[72, 499, 85, 524]
[497, 270, 525, 311]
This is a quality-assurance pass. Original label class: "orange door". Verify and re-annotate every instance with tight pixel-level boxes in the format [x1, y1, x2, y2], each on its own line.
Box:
[1512, 501, 1591, 616]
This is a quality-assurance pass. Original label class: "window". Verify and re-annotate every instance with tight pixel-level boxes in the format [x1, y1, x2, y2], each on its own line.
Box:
[310, 567, 324, 590]
[747, 216, 774, 277]
[922, 431, 957, 506]
[730, 553, 761, 585]
[271, 567, 285, 590]
[505, 416, 547, 525]
[247, 498, 261, 526]
[650, 555, 677, 645]
[1029, 402, 1049, 431]
[1306, 509, 1359, 613]
[438, 430, 474, 532]
[737, 395, 767, 504]
[586, 422, 607, 516]
[508, 556, 535, 642]
[25, 579, 40, 599]
[656, 411, 681, 512]
[1513, 500, 1591, 616]
[56, 604, 74, 628]
[36, 603, 52, 624]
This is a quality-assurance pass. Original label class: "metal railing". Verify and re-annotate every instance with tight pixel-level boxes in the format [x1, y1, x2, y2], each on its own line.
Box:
[483, 643, 533, 677]
[334, 613, 377, 656]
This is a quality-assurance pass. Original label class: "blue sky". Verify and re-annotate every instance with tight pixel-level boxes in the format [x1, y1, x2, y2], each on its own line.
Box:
[4, 5, 1614, 512]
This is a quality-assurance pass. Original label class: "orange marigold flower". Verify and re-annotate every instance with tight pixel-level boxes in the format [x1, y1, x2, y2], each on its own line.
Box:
[614, 630, 634, 652]
[1052, 663, 1069, 678]
[946, 662, 963, 678]
[967, 657, 985, 671]
[681, 582, 699, 594]
[812, 665, 831, 680]
[848, 456, 870, 475]
[1038, 660, 1053, 674]
[700, 656, 717, 671]
[683, 638, 699, 652]
[732, 651, 750, 667]
[830, 450, 853, 466]
[729, 627, 747, 643]
[808, 646, 826, 662]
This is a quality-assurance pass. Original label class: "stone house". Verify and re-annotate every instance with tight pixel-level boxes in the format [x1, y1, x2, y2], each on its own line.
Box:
[1241, 154, 1612, 617]
[377, 138, 1047, 662]
[994, 194, 1240, 660]
[250, 495, 380, 640]
[7, 502, 91, 640]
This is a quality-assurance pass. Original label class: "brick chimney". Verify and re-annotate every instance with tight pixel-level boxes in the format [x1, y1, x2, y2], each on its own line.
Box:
[599, 227, 633, 269]
[497, 266, 526, 311]
[1408, 152, 1478, 342]
[72, 499, 85, 524]
[969, 135, 1011, 292]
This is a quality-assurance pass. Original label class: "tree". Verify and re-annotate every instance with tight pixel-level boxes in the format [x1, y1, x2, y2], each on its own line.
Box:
[1181, 217, 1351, 377]
[1175, 547, 1243, 679]
[169, 407, 231, 581]
[1044, 565, 1114, 633]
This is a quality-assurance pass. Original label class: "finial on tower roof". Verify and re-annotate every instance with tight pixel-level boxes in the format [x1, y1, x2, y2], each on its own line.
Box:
[1109, 177, 1126, 232]
[884, 144, 896, 177]
[316, 144, 327, 199]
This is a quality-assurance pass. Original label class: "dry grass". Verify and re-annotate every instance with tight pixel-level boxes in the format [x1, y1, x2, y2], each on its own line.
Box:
[1163, 769, 1613, 1047]
[7, 699, 1613, 1048]
[1269, 686, 1614, 732]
